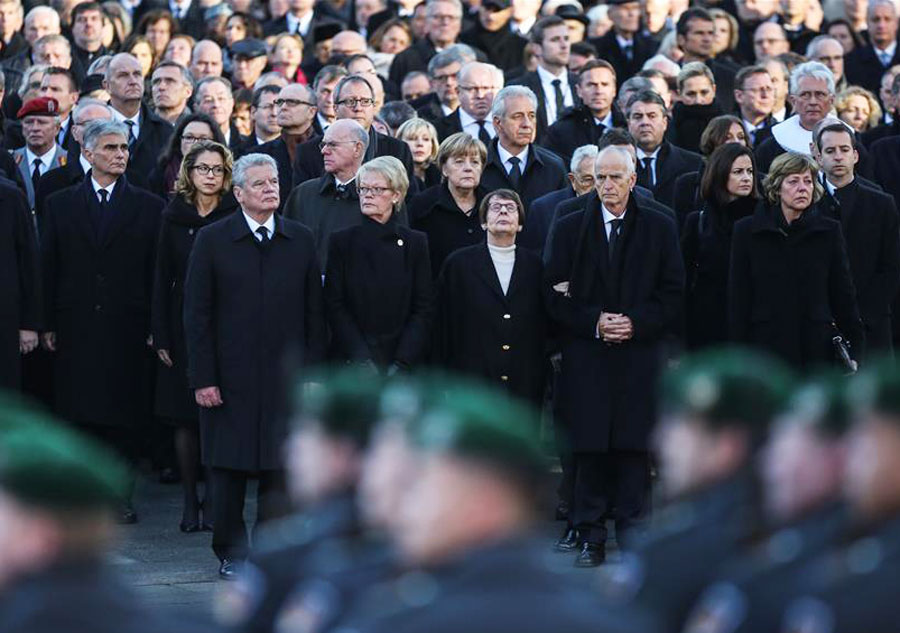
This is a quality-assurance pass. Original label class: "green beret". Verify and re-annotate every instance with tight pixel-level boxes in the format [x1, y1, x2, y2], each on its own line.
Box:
[848, 356, 900, 421]
[0, 415, 128, 511]
[293, 367, 386, 446]
[661, 348, 794, 431]
[414, 379, 545, 478]
[780, 372, 851, 437]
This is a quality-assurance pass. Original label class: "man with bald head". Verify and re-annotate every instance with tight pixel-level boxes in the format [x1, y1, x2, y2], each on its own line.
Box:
[753, 22, 790, 61]
[331, 30, 367, 57]
[190, 39, 224, 80]
[1, 5, 60, 78]
[435, 61, 504, 141]
[104, 52, 173, 181]
[807, 35, 847, 91]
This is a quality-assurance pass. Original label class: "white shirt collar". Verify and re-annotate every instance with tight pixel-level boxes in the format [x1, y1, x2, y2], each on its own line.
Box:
[601, 203, 626, 224]
[616, 34, 634, 48]
[594, 112, 614, 127]
[169, 0, 191, 14]
[536, 63, 567, 84]
[334, 175, 356, 187]
[286, 10, 314, 36]
[111, 107, 140, 136]
[441, 103, 456, 116]
[513, 16, 536, 34]
[223, 127, 231, 145]
[25, 145, 58, 171]
[91, 176, 117, 199]
[80, 153, 92, 174]
[636, 146, 661, 160]
[772, 106, 787, 123]
[497, 142, 529, 172]
[875, 40, 897, 59]
[459, 107, 495, 137]
[243, 210, 276, 239]
[316, 113, 331, 131]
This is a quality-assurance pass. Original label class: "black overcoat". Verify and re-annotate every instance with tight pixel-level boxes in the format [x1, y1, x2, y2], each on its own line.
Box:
[324, 216, 433, 369]
[728, 204, 865, 371]
[635, 141, 703, 209]
[0, 180, 40, 390]
[543, 194, 684, 452]
[125, 103, 175, 184]
[183, 212, 327, 471]
[543, 104, 626, 166]
[435, 242, 547, 406]
[41, 175, 163, 427]
[479, 139, 568, 210]
[151, 193, 239, 421]
[409, 182, 486, 277]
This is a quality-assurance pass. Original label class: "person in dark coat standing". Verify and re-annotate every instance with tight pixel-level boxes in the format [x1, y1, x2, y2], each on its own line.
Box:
[458, 0, 527, 73]
[588, 0, 655, 85]
[479, 85, 568, 209]
[41, 120, 165, 523]
[183, 153, 327, 579]
[410, 132, 488, 276]
[0, 177, 40, 390]
[325, 156, 432, 373]
[544, 145, 685, 567]
[682, 143, 759, 350]
[729, 152, 865, 372]
[387, 0, 463, 87]
[843, 0, 900, 95]
[147, 112, 227, 200]
[152, 141, 239, 533]
[435, 189, 547, 406]
[813, 120, 900, 353]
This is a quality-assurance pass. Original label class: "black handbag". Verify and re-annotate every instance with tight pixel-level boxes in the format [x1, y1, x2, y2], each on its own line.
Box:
[831, 322, 857, 374]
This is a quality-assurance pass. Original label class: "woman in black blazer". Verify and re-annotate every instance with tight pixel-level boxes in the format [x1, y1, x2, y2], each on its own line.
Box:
[325, 156, 433, 373]
[434, 189, 548, 407]
[152, 141, 238, 531]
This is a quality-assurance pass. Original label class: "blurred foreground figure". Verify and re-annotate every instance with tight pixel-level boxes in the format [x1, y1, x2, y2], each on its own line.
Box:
[0, 397, 195, 633]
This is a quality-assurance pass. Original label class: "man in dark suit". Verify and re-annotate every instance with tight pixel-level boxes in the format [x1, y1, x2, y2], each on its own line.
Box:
[734, 64, 777, 147]
[263, 0, 345, 74]
[41, 119, 165, 523]
[68, 3, 110, 82]
[509, 16, 577, 143]
[845, 0, 900, 94]
[414, 44, 475, 123]
[388, 0, 463, 87]
[479, 85, 567, 209]
[194, 76, 253, 157]
[39, 67, 79, 155]
[626, 89, 702, 208]
[589, 0, 655, 85]
[103, 53, 174, 185]
[184, 153, 326, 579]
[815, 121, 900, 352]
[544, 59, 624, 165]
[544, 144, 684, 567]
[292, 74, 416, 191]
[459, 0, 527, 73]
[675, 7, 738, 112]
[434, 60, 502, 141]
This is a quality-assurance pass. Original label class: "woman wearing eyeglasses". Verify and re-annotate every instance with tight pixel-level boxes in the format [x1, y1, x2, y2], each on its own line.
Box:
[152, 141, 238, 532]
[148, 112, 228, 199]
[324, 156, 433, 374]
[433, 189, 547, 406]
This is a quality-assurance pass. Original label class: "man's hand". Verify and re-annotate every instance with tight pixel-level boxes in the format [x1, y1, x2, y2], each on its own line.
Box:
[597, 313, 634, 343]
[19, 330, 38, 354]
[195, 386, 223, 408]
[157, 349, 173, 367]
[42, 332, 57, 351]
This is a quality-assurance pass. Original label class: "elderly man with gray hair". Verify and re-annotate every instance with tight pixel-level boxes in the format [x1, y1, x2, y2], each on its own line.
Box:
[479, 84, 567, 208]
[184, 152, 326, 580]
[41, 118, 165, 526]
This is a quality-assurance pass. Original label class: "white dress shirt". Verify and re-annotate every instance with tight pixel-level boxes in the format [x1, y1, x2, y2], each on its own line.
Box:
[169, 0, 192, 18]
[602, 203, 627, 239]
[536, 64, 573, 126]
[497, 143, 529, 176]
[91, 177, 116, 203]
[243, 211, 276, 241]
[636, 146, 661, 185]
[25, 146, 58, 177]
[286, 10, 314, 37]
[112, 108, 140, 142]
[875, 40, 897, 65]
[316, 113, 331, 132]
[80, 153, 92, 175]
[459, 107, 496, 140]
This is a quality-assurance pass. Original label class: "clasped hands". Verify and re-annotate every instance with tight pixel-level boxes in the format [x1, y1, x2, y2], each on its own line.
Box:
[597, 312, 633, 343]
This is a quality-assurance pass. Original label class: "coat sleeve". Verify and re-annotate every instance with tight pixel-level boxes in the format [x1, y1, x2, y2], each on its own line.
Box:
[151, 221, 173, 350]
[323, 234, 374, 361]
[680, 212, 700, 291]
[183, 228, 218, 388]
[431, 258, 453, 366]
[728, 222, 752, 344]
[542, 218, 603, 339]
[13, 189, 41, 331]
[858, 196, 900, 318]
[392, 235, 434, 367]
[829, 226, 867, 362]
[303, 237, 328, 365]
[40, 198, 59, 332]
[625, 218, 685, 341]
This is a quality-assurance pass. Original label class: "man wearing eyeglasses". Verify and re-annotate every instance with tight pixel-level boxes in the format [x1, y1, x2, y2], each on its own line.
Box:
[292, 74, 416, 195]
[435, 61, 503, 142]
[255, 83, 318, 213]
[734, 65, 776, 148]
[388, 0, 464, 87]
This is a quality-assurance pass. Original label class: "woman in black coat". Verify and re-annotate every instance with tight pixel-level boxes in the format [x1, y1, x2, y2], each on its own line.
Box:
[325, 156, 433, 373]
[682, 143, 759, 350]
[434, 189, 547, 407]
[728, 152, 865, 372]
[152, 140, 238, 531]
[396, 117, 442, 191]
[148, 112, 227, 200]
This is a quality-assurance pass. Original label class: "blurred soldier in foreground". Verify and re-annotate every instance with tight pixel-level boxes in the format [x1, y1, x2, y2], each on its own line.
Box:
[0, 397, 194, 633]
[595, 348, 792, 632]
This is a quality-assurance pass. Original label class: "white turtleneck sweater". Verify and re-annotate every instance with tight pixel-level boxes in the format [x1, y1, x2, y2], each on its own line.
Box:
[488, 242, 516, 295]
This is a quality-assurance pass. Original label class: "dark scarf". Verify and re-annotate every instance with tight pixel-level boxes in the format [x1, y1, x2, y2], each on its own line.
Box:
[163, 191, 240, 227]
[704, 195, 758, 234]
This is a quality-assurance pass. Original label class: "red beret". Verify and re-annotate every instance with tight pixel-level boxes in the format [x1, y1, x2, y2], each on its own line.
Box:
[17, 97, 60, 119]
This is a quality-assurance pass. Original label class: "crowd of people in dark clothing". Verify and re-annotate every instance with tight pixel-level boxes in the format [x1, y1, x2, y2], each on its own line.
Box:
[2, 0, 900, 628]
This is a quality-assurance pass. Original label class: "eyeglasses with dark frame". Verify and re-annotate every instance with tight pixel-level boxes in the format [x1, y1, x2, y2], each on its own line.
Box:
[335, 97, 376, 109]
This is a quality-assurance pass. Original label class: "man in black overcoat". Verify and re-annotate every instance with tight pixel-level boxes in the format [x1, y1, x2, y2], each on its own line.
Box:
[543, 145, 684, 567]
[40, 120, 164, 523]
[387, 0, 463, 87]
[184, 153, 326, 579]
[589, 0, 655, 85]
[0, 177, 40, 390]
[844, 0, 900, 94]
[814, 121, 900, 353]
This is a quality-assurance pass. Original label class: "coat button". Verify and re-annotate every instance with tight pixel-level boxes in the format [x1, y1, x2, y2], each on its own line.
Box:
[500, 375, 509, 381]
[502, 344, 510, 351]
[467, 228, 474, 234]
[502, 313, 511, 319]
[188, 228, 195, 235]
[94, 304, 102, 312]
[397, 238, 404, 246]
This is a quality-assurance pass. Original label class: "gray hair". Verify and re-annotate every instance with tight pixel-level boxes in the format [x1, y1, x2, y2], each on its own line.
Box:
[805, 35, 842, 58]
[596, 146, 636, 177]
[18, 64, 48, 99]
[233, 153, 279, 188]
[26, 5, 60, 30]
[491, 85, 538, 119]
[196, 76, 233, 97]
[641, 54, 681, 77]
[87, 54, 113, 76]
[72, 98, 114, 123]
[427, 43, 477, 76]
[425, 0, 463, 18]
[357, 156, 410, 202]
[789, 61, 836, 96]
[153, 61, 195, 89]
[458, 61, 504, 88]
[570, 145, 599, 172]
[35, 33, 70, 53]
[334, 74, 374, 103]
[868, 0, 897, 18]
[82, 120, 129, 151]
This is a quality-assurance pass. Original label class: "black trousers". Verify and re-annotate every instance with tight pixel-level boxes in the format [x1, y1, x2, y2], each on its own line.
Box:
[79, 424, 139, 503]
[210, 467, 288, 561]
[572, 451, 650, 546]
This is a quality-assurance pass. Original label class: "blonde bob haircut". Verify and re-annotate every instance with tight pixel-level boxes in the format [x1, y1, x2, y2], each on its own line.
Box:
[175, 140, 234, 202]
[835, 86, 882, 131]
[396, 117, 440, 164]
[763, 152, 824, 207]
[357, 155, 410, 201]
[436, 132, 487, 173]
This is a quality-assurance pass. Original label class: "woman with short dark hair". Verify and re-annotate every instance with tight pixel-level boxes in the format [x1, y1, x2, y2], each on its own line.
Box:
[149, 112, 228, 199]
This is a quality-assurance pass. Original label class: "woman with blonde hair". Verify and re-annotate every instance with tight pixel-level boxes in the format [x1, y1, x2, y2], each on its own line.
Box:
[152, 141, 239, 532]
[396, 117, 441, 190]
[728, 152, 864, 371]
[836, 86, 882, 133]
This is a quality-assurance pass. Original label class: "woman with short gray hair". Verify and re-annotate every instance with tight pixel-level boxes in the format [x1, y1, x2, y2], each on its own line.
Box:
[324, 156, 433, 374]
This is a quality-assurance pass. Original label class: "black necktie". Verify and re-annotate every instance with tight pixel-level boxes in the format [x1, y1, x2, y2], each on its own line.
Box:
[508, 156, 522, 189]
[608, 218, 624, 263]
[334, 182, 349, 200]
[641, 156, 655, 188]
[92, 188, 108, 233]
[552, 78, 565, 120]
[31, 158, 42, 192]
[125, 120, 136, 149]
[622, 42, 633, 61]
[256, 226, 270, 243]
[475, 120, 492, 147]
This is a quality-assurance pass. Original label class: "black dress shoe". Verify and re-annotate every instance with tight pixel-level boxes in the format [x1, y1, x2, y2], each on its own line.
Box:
[554, 527, 581, 552]
[117, 504, 138, 525]
[218, 559, 242, 580]
[574, 542, 605, 568]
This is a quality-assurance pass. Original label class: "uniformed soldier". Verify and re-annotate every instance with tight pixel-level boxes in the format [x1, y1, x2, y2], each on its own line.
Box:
[593, 348, 793, 633]
[0, 397, 195, 633]
[682, 374, 852, 633]
[777, 359, 900, 633]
